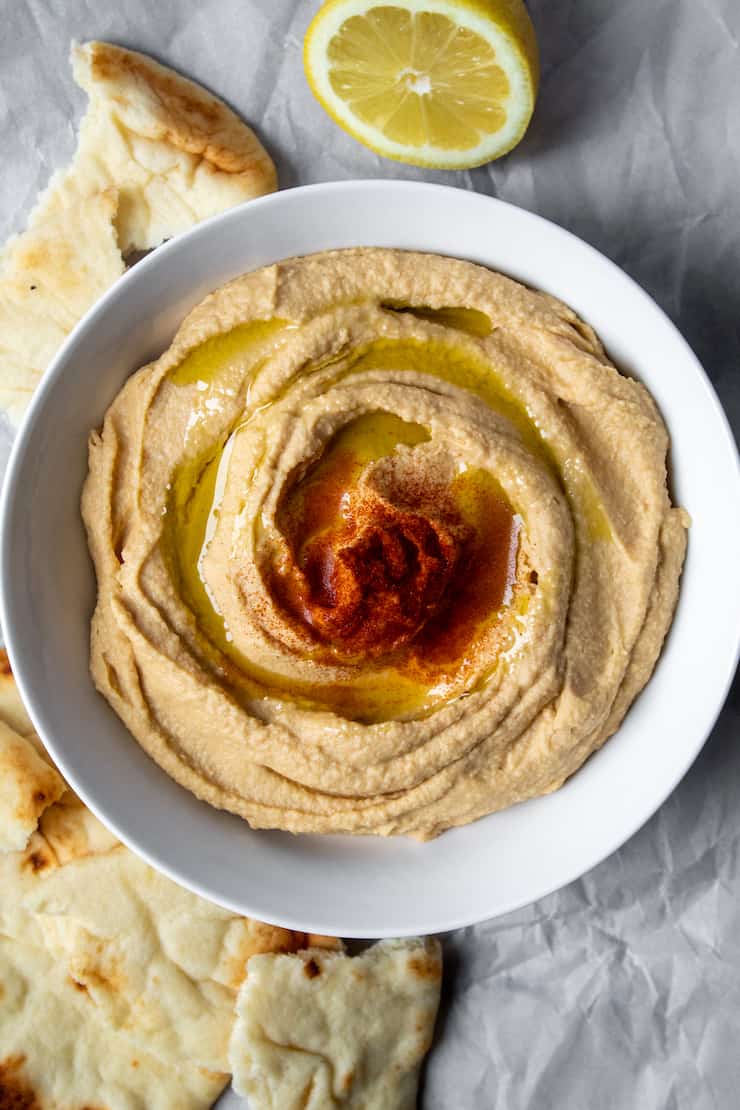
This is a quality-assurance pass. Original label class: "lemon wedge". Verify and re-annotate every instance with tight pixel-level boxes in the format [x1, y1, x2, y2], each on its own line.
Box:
[304, 0, 539, 169]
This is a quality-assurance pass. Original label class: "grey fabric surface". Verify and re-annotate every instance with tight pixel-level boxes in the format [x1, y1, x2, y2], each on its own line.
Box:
[1, 0, 738, 1106]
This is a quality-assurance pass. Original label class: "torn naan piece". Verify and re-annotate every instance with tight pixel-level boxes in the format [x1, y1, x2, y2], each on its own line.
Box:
[0, 649, 34, 736]
[0, 935, 228, 1110]
[0, 829, 62, 947]
[0, 798, 116, 948]
[72, 39, 278, 252]
[0, 40, 276, 425]
[23, 846, 313, 1072]
[38, 789, 119, 862]
[0, 648, 79, 803]
[230, 938, 443, 1109]
[0, 721, 65, 852]
[0, 180, 125, 424]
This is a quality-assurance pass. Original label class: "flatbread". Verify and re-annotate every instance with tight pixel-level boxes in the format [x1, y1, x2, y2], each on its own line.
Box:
[72, 40, 278, 253]
[0, 649, 34, 736]
[0, 650, 349, 1104]
[229, 938, 443, 1108]
[24, 845, 311, 1072]
[38, 789, 119, 862]
[0, 720, 65, 852]
[0, 40, 277, 425]
[0, 725, 116, 946]
[0, 647, 77, 795]
[0, 829, 62, 947]
[0, 177, 125, 424]
[0, 778, 339, 1099]
[0, 935, 228, 1109]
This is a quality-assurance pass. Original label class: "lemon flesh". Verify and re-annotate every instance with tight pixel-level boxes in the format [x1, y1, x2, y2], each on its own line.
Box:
[304, 0, 539, 168]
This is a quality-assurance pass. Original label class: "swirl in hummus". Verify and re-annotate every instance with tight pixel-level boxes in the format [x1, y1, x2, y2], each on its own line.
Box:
[82, 249, 689, 839]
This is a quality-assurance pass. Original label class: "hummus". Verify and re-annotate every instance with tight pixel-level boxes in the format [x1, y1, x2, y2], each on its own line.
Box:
[83, 249, 689, 839]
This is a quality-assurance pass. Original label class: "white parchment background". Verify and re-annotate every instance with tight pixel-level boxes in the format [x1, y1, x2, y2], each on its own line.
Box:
[1, 1, 739, 1106]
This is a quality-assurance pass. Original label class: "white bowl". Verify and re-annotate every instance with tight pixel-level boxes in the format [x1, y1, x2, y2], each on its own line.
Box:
[2, 181, 739, 937]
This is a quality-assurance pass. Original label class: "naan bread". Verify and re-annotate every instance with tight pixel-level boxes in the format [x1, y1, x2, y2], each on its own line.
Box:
[0, 179, 125, 424]
[0, 720, 65, 852]
[0, 798, 119, 939]
[0, 829, 62, 947]
[0, 647, 79, 798]
[72, 40, 278, 252]
[37, 789, 118, 862]
[0, 40, 277, 425]
[24, 846, 310, 1072]
[229, 938, 443, 1109]
[0, 935, 228, 1110]
[0, 791, 338, 1096]
[0, 659, 118, 945]
[0, 649, 34, 736]
[0, 645, 348, 1104]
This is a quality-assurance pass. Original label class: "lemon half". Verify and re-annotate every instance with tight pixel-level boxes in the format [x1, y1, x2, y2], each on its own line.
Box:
[304, 0, 539, 169]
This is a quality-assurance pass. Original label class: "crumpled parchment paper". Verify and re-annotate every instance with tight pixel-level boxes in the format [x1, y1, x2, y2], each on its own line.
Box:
[1, 1, 738, 1106]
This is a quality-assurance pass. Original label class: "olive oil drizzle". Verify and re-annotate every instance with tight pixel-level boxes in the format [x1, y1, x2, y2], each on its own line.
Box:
[162, 309, 610, 721]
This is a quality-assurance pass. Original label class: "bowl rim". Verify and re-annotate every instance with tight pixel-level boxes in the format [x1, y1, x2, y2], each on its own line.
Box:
[2, 179, 739, 936]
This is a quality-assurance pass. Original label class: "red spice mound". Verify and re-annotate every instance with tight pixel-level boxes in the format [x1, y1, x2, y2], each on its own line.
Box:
[298, 492, 464, 657]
